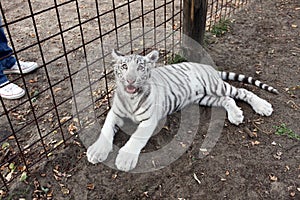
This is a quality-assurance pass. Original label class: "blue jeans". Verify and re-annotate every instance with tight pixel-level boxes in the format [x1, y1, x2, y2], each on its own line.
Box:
[0, 18, 16, 85]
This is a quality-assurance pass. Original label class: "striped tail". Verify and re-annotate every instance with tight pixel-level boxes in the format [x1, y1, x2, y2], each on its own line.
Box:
[218, 71, 279, 94]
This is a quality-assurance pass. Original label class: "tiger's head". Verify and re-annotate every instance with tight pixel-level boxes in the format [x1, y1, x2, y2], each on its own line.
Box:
[112, 49, 159, 95]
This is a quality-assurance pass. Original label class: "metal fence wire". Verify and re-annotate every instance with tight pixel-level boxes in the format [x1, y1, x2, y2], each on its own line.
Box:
[0, 0, 249, 190]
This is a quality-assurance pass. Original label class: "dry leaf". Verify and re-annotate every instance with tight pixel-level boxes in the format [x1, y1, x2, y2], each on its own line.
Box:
[143, 191, 149, 197]
[68, 124, 78, 135]
[29, 77, 38, 83]
[285, 166, 290, 172]
[193, 173, 201, 184]
[200, 148, 209, 156]
[60, 116, 71, 124]
[8, 136, 15, 140]
[5, 172, 13, 181]
[179, 142, 187, 148]
[47, 189, 53, 197]
[291, 24, 298, 28]
[61, 187, 70, 195]
[53, 174, 62, 181]
[53, 140, 64, 148]
[251, 141, 260, 146]
[87, 183, 95, 190]
[54, 87, 62, 93]
[269, 174, 278, 181]
[53, 169, 62, 176]
[18, 165, 26, 172]
[112, 174, 118, 179]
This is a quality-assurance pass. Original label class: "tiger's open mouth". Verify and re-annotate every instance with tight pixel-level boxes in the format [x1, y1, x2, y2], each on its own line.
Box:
[126, 85, 139, 94]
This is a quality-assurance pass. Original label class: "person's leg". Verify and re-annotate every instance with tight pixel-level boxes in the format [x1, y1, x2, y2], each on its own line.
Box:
[0, 17, 16, 70]
[0, 17, 38, 76]
[0, 16, 16, 85]
[0, 20, 25, 99]
[0, 56, 17, 84]
[0, 25, 38, 75]
[0, 61, 25, 100]
[0, 63, 9, 85]
[0, 17, 37, 99]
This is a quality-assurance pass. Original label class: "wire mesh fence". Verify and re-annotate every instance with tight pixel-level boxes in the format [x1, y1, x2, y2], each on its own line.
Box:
[207, 0, 249, 30]
[0, 0, 249, 191]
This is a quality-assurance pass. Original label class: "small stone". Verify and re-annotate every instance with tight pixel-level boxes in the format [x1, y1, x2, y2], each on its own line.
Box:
[271, 141, 277, 146]
[290, 191, 296, 197]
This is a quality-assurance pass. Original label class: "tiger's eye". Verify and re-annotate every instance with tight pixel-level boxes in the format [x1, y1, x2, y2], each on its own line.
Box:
[121, 64, 128, 70]
[138, 65, 145, 71]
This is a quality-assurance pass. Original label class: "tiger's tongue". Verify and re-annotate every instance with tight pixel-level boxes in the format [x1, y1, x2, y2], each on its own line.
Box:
[126, 85, 137, 94]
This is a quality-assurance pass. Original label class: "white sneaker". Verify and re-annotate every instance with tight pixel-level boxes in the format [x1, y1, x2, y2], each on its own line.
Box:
[4, 61, 38, 74]
[0, 82, 25, 100]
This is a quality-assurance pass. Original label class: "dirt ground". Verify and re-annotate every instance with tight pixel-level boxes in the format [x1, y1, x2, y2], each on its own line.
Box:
[2, 0, 300, 199]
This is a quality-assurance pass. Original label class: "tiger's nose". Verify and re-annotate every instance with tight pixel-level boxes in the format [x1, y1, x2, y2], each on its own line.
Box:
[127, 79, 136, 84]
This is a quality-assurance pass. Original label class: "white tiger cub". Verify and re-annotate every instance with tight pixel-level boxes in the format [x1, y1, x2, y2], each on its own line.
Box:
[87, 49, 278, 171]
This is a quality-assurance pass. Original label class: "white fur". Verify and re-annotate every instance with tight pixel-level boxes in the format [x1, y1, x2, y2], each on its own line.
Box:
[87, 50, 275, 171]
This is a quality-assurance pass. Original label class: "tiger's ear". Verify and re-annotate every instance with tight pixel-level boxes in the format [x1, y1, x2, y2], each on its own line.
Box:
[112, 49, 124, 60]
[145, 50, 159, 63]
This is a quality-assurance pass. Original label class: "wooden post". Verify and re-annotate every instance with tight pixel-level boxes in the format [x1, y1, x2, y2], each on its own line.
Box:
[183, 0, 208, 45]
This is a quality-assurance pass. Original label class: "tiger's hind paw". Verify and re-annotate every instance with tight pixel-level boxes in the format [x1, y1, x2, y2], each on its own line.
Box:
[252, 98, 273, 116]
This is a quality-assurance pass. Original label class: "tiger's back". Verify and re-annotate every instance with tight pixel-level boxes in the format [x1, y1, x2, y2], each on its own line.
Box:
[150, 62, 224, 115]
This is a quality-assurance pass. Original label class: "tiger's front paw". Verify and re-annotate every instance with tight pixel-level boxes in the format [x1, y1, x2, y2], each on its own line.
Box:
[115, 147, 139, 172]
[228, 107, 244, 125]
[87, 135, 113, 164]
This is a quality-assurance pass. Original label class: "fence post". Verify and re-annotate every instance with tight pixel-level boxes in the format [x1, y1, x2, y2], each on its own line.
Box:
[183, 0, 208, 45]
